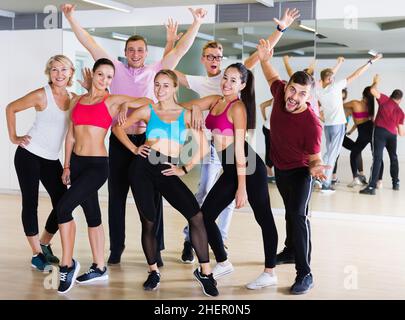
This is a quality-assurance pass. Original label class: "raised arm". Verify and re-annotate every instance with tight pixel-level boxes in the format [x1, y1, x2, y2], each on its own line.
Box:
[370, 74, 381, 99]
[61, 4, 111, 61]
[260, 98, 274, 121]
[241, 8, 300, 69]
[283, 55, 294, 77]
[346, 54, 382, 86]
[162, 8, 207, 69]
[6, 88, 44, 147]
[257, 39, 280, 88]
[173, 70, 190, 88]
[331, 57, 345, 74]
[163, 18, 183, 57]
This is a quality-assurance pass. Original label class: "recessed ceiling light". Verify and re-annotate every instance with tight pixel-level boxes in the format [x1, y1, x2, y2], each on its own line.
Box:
[82, 0, 133, 13]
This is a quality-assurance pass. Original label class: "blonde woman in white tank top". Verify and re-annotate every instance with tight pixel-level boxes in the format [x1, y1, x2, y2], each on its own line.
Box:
[6, 55, 76, 272]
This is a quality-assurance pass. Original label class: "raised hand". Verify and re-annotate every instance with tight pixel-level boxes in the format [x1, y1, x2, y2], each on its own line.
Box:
[373, 74, 380, 84]
[257, 39, 274, 62]
[189, 7, 207, 24]
[337, 56, 345, 64]
[165, 18, 183, 43]
[371, 53, 383, 63]
[61, 3, 76, 19]
[273, 8, 300, 30]
[77, 67, 92, 91]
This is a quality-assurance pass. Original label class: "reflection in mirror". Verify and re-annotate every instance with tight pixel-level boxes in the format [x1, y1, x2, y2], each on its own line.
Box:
[315, 17, 405, 193]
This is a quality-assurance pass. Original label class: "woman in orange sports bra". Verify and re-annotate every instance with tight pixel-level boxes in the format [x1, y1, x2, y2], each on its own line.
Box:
[56, 58, 151, 294]
[344, 84, 383, 187]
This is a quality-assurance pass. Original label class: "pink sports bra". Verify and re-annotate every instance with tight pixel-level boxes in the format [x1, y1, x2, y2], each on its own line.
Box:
[71, 94, 112, 130]
[205, 98, 239, 136]
[352, 111, 369, 119]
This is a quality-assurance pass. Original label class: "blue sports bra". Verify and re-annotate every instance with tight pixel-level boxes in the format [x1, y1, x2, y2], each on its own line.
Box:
[145, 104, 187, 145]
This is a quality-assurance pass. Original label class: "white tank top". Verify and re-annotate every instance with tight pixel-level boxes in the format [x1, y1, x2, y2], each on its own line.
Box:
[25, 85, 69, 160]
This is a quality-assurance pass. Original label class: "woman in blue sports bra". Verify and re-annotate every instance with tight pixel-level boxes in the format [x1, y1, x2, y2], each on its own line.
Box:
[112, 69, 218, 297]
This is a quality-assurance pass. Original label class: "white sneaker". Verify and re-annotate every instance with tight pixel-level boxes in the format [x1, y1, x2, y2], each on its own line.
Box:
[313, 179, 322, 190]
[377, 180, 383, 189]
[347, 177, 362, 188]
[212, 261, 234, 279]
[246, 271, 278, 290]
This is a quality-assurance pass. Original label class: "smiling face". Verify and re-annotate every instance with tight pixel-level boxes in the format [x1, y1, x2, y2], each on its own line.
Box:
[284, 81, 312, 113]
[221, 67, 246, 97]
[201, 47, 223, 77]
[49, 60, 73, 88]
[154, 73, 177, 103]
[92, 64, 115, 91]
[125, 40, 148, 69]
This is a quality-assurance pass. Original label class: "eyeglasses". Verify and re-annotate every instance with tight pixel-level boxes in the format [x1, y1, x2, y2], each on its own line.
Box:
[203, 54, 223, 62]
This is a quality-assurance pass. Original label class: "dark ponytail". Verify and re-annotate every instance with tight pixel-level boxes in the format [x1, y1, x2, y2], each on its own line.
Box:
[226, 63, 256, 129]
[362, 86, 375, 117]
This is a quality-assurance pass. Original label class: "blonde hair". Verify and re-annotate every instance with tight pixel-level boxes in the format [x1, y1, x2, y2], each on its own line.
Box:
[44, 55, 75, 87]
[202, 41, 223, 55]
[154, 69, 179, 103]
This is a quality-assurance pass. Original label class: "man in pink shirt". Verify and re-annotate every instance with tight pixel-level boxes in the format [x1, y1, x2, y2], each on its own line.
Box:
[62, 4, 207, 265]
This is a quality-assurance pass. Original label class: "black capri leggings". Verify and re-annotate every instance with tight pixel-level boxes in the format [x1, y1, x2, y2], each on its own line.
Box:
[56, 153, 109, 227]
[14, 147, 67, 236]
[129, 149, 209, 265]
[262, 126, 273, 168]
[201, 142, 278, 268]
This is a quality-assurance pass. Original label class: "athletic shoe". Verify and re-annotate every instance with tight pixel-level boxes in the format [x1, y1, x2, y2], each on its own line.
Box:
[107, 245, 125, 265]
[267, 176, 276, 183]
[376, 181, 383, 189]
[246, 271, 278, 290]
[359, 186, 376, 195]
[313, 179, 322, 190]
[143, 270, 160, 291]
[321, 185, 336, 194]
[181, 241, 195, 264]
[58, 259, 80, 294]
[290, 273, 314, 295]
[41, 244, 59, 264]
[358, 174, 368, 185]
[347, 177, 362, 188]
[212, 261, 234, 279]
[193, 268, 219, 297]
[76, 263, 108, 284]
[331, 178, 339, 185]
[276, 248, 295, 265]
[393, 183, 400, 191]
[31, 253, 51, 272]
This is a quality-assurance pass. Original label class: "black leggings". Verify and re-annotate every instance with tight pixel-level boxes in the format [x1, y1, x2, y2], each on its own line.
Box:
[129, 150, 209, 265]
[333, 135, 363, 175]
[108, 133, 164, 253]
[275, 167, 312, 278]
[14, 147, 67, 236]
[262, 126, 273, 168]
[201, 143, 278, 268]
[56, 153, 109, 227]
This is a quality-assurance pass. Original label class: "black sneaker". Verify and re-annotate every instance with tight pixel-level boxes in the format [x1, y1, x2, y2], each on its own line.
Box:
[58, 259, 80, 294]
[193, 268, 219, 297]
[156, 251, 164, 268]
[76, 263, 109, 284]
[41, 244, 59, 264]
[181, 241, 195, 264]
[276, 248, 295, 265]
[107, 245, 125, 265]
[393, 183, 400, 191]
[290, 273, 314, 295]
[359, 186, 376, 195]
[143, 270, 160, 291]
[358, 175, 368, 185]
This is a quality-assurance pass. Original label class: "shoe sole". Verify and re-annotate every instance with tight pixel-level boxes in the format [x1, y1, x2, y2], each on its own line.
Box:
[144, 282, 160, 291]
[276, 260, 295, 265]
[181, 258, 195, 264]
[31, 264, 52, 272]
[213, 267, 234, 280]
[193, 273, 218, 297]
[290, 283, 314, 295]
[58, 261, 81, 294]
[246, 281, 278, 290]
[107, 261, 121, 266]
[76, 274, 109, 284]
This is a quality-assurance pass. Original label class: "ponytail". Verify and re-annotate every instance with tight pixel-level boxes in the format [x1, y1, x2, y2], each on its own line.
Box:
[363, 86, 375, 118]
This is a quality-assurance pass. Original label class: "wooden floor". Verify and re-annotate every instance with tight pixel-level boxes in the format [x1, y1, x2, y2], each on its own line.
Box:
[1, 157, 405, 300]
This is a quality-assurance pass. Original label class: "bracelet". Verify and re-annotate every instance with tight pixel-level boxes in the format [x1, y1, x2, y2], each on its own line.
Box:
[368, 60, 373, 65]
[181, 165, 189, 174]
[64, 166, 70, 170]
[277, 25, 286, 33]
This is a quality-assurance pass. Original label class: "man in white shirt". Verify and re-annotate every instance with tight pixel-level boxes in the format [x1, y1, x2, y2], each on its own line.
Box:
[316, 54, 382, 192]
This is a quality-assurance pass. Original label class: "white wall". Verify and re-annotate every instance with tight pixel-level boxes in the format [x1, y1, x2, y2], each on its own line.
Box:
[0, 29, 63, 191]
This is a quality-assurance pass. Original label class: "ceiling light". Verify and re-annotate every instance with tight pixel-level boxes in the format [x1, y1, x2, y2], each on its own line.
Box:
[256, 0, 274, 7]
[82, 0, 133, 13]
[196, 32, 215, 41]
[0, 9, 15, 18]
[112, 32, 130, 41]
[299, 23, 316, 33]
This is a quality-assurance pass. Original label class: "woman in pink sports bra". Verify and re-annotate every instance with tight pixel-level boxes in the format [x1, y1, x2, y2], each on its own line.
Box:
[56, 58, 151, 294]
[344, 84, 383, 187]
[182, 63, 278, 289]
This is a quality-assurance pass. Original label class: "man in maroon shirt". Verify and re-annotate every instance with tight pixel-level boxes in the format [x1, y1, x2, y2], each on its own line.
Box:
[360, 75, 405, 195]
[257, 38, 327, 295]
